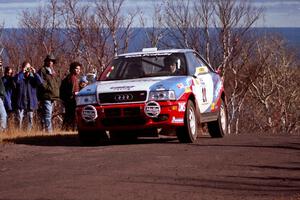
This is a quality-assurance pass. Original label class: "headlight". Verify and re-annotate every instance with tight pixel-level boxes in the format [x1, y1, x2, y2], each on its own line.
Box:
[76, 95, 97, 106]
[149, 90, 176, 101]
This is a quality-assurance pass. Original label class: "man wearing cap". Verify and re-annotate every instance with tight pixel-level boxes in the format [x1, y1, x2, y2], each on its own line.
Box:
[38, 53, 60, 132]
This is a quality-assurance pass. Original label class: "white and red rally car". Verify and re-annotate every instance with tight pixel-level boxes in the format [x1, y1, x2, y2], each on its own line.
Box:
[76, 48, 228, 145]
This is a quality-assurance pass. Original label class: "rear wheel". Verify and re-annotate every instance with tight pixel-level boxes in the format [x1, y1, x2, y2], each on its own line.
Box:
[176, 100, 198, 143]
[78, 130, 109, 146]
[208, 99, 228, 138]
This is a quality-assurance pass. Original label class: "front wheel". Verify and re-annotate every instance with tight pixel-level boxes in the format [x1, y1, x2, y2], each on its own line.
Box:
[208, 99, 228, 138]
[176, 100, 198, 143]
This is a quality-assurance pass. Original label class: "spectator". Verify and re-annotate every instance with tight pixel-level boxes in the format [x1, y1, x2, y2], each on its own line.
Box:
[38, 53, 60, 132]
[1, 67, 15, 118]
[14, 61, 42, 131]
[0, 78, 7, 131]
[60, 62, 81, 131]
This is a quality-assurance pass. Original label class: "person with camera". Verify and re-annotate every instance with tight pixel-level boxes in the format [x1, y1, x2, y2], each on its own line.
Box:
[38, 53, 60, 133]
[14, 61, 42, 131]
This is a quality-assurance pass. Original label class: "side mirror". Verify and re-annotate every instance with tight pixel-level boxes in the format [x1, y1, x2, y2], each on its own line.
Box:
[99, 66, 113, 80]
[216, 66, 223, 76]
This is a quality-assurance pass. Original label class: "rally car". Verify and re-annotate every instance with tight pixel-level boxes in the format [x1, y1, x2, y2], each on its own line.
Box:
[76, 48, 228, 145]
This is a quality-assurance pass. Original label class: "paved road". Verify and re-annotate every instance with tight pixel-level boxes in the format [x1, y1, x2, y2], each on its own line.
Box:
[0, 134, 299, 200]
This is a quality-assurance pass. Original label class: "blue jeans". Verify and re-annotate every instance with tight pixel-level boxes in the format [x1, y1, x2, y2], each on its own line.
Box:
[16, 109, 34, 131]
[41, 100, 53, 132]
[0, 98, 7, 131]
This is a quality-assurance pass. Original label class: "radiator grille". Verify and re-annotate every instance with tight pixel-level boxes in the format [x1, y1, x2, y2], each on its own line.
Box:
[99, 91, 147, 104]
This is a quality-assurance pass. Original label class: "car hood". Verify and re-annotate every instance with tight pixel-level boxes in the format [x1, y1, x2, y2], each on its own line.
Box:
[78, 76, 192, 99]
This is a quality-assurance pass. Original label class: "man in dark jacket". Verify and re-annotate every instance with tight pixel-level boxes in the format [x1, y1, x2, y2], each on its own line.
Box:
[38, 53, 60, 132]
[2, 67, 15, 112]
[14, 61, 42, 131]
[60, 62, 81, 131]
[1, 67, 15, 129]
[0, 77, 7, 132]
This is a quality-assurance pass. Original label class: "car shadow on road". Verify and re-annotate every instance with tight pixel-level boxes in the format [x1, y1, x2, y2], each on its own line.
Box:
[3, 134, 178, 147]
[3, 134, 81, 147]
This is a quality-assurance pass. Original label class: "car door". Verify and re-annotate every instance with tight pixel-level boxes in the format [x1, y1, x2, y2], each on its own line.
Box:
[186, 52, 214, 113]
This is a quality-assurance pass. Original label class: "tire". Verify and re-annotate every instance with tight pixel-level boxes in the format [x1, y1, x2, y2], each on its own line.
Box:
[176, 100, 198, 143]
[208, 99, 228, 138]
[78, 130, 109, 146]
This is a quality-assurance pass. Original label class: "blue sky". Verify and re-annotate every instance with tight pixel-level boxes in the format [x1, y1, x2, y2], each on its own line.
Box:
[0, 0, 300, 28]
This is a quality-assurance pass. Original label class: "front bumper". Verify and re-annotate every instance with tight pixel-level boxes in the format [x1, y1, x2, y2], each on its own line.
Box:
[76, 101, 186, 132]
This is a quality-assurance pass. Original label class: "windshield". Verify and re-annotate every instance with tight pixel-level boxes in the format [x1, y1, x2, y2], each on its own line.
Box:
[103, 53, 187, 81]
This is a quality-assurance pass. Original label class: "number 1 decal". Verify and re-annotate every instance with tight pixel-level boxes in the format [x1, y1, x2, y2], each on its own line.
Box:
[202, 87, 207, 103]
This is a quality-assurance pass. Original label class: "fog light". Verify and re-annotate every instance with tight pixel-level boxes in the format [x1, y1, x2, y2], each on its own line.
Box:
[82, 105, 98, 122]
[144, 101, 161, 118]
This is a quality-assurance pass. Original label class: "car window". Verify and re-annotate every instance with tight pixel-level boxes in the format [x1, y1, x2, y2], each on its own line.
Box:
[187, 52, 212, 75]
[104, 53, 187, 80]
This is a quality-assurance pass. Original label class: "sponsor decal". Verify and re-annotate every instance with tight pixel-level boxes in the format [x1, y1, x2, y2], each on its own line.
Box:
[199, 79, 206, 86]
[172, 117, 184, 123]
[155, 84, 166, 91]
[194, 79, 200, 85]
[105, 66, 114, 78]
[178, 102, 186, 112]
[211, 103, 215, 111]
[202, 87, 207, 103]
[196, 66, 208, 74]
[177, 83, 184, 89]
[144, 101, 161, 118]
[110, 86, 135, 91]
[81, 105, 98, 122]
[214, 82, 222, 99]
[185, 87, 192, 93]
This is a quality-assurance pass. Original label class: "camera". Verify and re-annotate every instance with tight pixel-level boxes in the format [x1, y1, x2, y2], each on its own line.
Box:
[25, 66, 31, 72]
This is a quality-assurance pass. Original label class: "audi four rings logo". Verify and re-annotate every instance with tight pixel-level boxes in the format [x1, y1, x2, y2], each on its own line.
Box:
[114, 94, 134, 101]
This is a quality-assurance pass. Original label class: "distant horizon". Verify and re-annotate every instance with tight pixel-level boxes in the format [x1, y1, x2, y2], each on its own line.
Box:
[0, 0, 300, 28]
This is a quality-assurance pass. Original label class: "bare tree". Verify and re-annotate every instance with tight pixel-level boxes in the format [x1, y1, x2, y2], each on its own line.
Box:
[59, 0, 94, 72]
[161, 0, 263, 134]
[162, 0, 195, 49]
[3, 0, 65, 73]
[95, 0, 137, 57]
[139, 2, 166, 48]
[194, 0, 215, 63]
[248, 36, 300, 134]
[215, 0, 262, 77]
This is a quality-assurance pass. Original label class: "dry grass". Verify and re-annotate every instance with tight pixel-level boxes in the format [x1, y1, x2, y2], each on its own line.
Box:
[0, 127, 77, 144]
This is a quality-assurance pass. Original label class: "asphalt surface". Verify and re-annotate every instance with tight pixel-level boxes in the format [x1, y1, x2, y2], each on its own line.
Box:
[0, 133, 300, 200]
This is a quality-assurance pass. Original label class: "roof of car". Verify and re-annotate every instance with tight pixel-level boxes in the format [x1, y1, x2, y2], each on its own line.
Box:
[117, 48, 195, 58]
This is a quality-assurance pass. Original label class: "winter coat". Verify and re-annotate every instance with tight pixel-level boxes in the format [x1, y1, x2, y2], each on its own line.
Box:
[0, 78, 6, 102]
[38, 66, 60, 101]
[14, 72, 43, 110]
[59, 73, 79, 104]
[1, 76, 15, 111]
